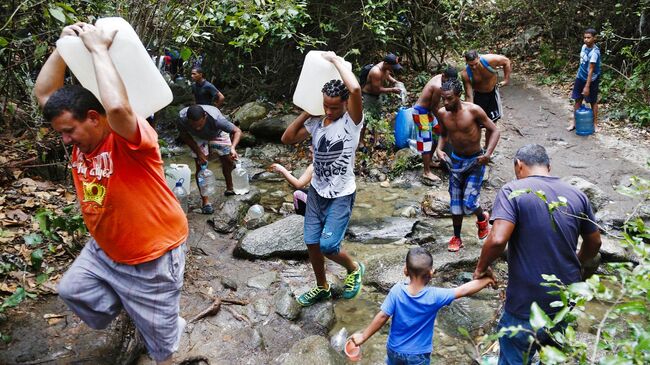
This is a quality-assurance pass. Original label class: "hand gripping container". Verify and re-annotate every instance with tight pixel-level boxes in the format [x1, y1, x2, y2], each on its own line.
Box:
[55, 17, 173, 118]
[293, 51, 352, 116]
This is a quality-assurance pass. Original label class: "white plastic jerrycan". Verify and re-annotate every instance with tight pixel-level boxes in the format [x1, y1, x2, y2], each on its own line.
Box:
[165, 164, 192, 193]
[55, 17, 173, 118]
[293, 51, 352, 116]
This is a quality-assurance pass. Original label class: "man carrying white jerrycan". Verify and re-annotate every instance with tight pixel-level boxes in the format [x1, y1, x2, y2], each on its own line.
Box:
[177, 104, 243, 214]
[282, 51, 365, 306]
[34, 23, 188, 365]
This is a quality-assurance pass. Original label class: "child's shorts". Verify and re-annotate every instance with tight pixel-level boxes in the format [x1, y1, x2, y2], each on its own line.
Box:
[303, 185, 355, 255]
[571, 77, 599, 104]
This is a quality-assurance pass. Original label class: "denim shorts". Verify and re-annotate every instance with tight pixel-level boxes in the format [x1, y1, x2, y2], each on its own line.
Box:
[498, 310, 567, 365]
[386, 348, 431, 365]
[303, 185, 355, 255]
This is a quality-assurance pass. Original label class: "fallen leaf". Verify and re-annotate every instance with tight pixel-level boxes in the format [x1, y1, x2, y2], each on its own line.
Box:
[43, 313, 65, 319]
[5, 209, 30, 222]
[47, 317, 64, 325]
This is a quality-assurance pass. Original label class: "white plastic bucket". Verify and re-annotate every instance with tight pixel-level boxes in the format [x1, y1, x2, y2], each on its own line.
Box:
[165, 164, 191, 193]
[292, 51, 352, 116]
[55, 17, 173, 118]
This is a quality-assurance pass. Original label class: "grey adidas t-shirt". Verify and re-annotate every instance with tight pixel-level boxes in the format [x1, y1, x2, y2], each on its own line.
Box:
[304, 112, 363, 199]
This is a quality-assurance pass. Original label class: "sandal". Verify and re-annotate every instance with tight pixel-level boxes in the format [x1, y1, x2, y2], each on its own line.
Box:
[201, 204, 214, 214]
[224, 190, 236, 196]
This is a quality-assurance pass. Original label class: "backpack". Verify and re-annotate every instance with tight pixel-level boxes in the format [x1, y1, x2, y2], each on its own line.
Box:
[359, 63, 374, 86]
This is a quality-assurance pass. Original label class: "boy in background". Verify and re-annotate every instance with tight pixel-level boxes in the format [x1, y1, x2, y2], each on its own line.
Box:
[350, 247, 494, 365]
[567, 28, 601, 132]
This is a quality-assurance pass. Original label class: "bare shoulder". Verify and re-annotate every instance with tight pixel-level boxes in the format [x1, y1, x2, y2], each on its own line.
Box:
[484, 53, 509, 65]
[464, 101, 482, 113]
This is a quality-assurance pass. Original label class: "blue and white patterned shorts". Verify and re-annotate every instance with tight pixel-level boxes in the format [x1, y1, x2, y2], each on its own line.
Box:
[448, 151, 485, 215]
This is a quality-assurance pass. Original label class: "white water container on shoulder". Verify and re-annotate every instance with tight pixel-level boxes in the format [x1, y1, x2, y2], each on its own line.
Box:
[165, 164, 191, 193]
[197, 164, 217, 197]
[293, 51, 352, 116]
[55, 17, 173, 118]
[232, 163, 250, 195]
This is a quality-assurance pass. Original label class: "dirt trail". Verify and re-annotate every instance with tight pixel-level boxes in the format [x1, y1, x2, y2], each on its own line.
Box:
[485, 76, 649, 217]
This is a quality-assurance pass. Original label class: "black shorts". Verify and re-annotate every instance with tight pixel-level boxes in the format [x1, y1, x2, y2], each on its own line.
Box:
[474, 88, 502, 122]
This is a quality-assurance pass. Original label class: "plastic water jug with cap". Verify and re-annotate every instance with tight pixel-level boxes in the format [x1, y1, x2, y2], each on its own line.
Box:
[197, 164, 217, 197]
[165, 164, 191, 193]
[172, 179, 189, 213]
[232, 163, 250, 195]
[575, 104, 594, 136]
[55, 17, 173, 118]
[293, 51, 353, 116]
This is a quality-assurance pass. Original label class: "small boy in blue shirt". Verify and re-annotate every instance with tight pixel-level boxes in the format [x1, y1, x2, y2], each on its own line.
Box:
[350, 247, 495, 365]
[568, 28, 601, 132]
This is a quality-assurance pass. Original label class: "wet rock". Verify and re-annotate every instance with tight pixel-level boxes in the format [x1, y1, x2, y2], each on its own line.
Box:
[378, 173, 387, 182]
[233, 101, 269, 130]
[437, 292, 499, 337]
[278, 335, 344, 365]
[399, 206, 418, 218]
[421, 189, 451, 217]
[208, 187, 261, 233]
[421, 174, 442, 187]
[235, 215, 306, 259]
[364, 247, 411, 292]
[238, 131, 258, 147]
[248, 271, 278, 290]
[253, 298, 272, 317]
[300, 301, 335, 336]
[347, 217, 418, 243]
[221, 276, 238, 291]
[271, 190, 286, 198]
[391, 178, 413, 189]
[273, 285, 301, 321]
[0, 297, 144, 365]
[392, 148, 420, 169]
[562, 176, 609, 212]
[595, 235, 640, 264]
[249, 114, 296, 142]
[380, 181, 391, 188]
[259, 318, 305, 360]
[280, 202, 296, 215]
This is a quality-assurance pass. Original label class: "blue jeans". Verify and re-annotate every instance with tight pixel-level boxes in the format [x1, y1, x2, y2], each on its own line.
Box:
[498, 310, 567, 365]
[386, 348, 430, 365]
[303, 185, 355, 255]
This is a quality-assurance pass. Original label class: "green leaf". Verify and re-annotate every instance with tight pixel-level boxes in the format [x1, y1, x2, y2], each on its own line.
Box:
[36, 273, 49, 285]
[568, 282, 593, 299]
[0, 37, 8, 47]
[508, 189, 531, 199]
[539, 345, 568, 363]
[48, 6, 66, 24]
[614, 301, 646, 314]
[529, 302, 552, 330]
[180, 47, 192, 61]
[0, 332, 11, 343]
[24, 233, 43, 246]
[31, 249, 44, 271]
[1, 288, 26, 310]
[457, 326, 470, 339]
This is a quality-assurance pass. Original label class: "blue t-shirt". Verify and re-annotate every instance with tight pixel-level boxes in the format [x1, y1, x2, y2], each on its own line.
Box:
[576, 44, 601, 81]
[381, 282, 455, 355]
[192, 80, 220, 105]
[491, 176, 598, 318]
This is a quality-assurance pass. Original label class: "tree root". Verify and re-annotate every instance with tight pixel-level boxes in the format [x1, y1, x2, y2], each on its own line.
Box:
[189, 296, 249, 323]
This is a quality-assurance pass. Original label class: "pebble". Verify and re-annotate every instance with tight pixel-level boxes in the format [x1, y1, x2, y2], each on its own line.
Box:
[380, 181, 391, 188]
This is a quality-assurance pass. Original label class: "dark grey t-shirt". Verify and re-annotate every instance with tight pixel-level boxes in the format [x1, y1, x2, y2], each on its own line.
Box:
[192, 80, 220, 105]
[491, 175, 598, 318]
[177, 105, 236, 141]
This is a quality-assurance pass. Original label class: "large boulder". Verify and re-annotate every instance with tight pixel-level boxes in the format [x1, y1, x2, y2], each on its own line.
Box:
[437, 292, 499, 337]
[235, 214, 306, 259]
[562, 176, 609, 212]
[249, 114, 297, 142]
[169, 80, 194, 105]
[233, 102, 269, 130]
[299, 301, 336, 336]
[208, 187, 261, 233]
[273, 285, 301, 321]
[277, 335, 345, 365]
[347, 217, 418, 244]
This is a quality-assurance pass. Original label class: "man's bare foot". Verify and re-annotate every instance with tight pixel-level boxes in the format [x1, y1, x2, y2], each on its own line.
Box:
[594, 125, 601, 133]
[566, 124, 575, 132]
[422, 172, 440, 182]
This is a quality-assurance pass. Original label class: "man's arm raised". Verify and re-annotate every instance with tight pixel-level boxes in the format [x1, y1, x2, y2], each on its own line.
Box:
[322, 52, 363, 124]
[78, 24, 138, 144]
[34, 23, 87, 107]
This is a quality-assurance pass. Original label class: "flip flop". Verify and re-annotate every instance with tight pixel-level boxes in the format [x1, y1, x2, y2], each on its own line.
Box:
[201, 204, 214, 214]
[224, 190, 236, 196]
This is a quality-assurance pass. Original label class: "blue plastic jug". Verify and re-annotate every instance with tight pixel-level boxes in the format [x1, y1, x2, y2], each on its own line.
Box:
[575, 105, 594, 136]
[394, 107, 414, 149]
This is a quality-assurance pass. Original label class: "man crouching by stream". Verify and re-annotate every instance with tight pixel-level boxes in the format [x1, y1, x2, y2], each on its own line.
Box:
[435, 79, 500, 252]
[34, 23, 188, 364]
[281, 52, 365, 307]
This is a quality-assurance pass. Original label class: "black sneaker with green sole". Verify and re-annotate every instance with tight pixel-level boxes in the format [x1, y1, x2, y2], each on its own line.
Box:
[342, 262, 365, 299]
[296, 285, 332, 307]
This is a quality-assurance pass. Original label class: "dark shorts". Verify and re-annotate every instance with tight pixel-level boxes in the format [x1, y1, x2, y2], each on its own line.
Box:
[571, 77, 599, 104]
[386, 347, 431, 365]
[304, 185, 355, 255]
[474, 87, 502, 122]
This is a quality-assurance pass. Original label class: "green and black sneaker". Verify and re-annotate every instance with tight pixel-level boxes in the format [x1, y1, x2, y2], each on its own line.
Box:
[342, 262, 365, 299]
[296, 285, 332, 307]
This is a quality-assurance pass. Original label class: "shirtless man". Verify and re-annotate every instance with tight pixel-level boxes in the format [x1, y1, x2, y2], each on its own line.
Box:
[460, 50, 510, 148]
[411, 66, 458, 181]
[360, 53, 403, 149]
[435, 79, 500, 252]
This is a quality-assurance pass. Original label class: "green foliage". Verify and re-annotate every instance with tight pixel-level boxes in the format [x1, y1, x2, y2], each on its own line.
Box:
[539, 43, 569, 74]
[34, 205, 87, 249]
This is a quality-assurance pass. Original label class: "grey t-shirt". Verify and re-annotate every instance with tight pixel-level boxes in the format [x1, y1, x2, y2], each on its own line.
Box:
[304, 112, 363, 199]
[177, 105, 236, 141]
[491, 175, 598, 318]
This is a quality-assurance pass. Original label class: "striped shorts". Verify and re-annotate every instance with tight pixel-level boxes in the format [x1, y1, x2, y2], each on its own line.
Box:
[448, 151, 486, 215]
